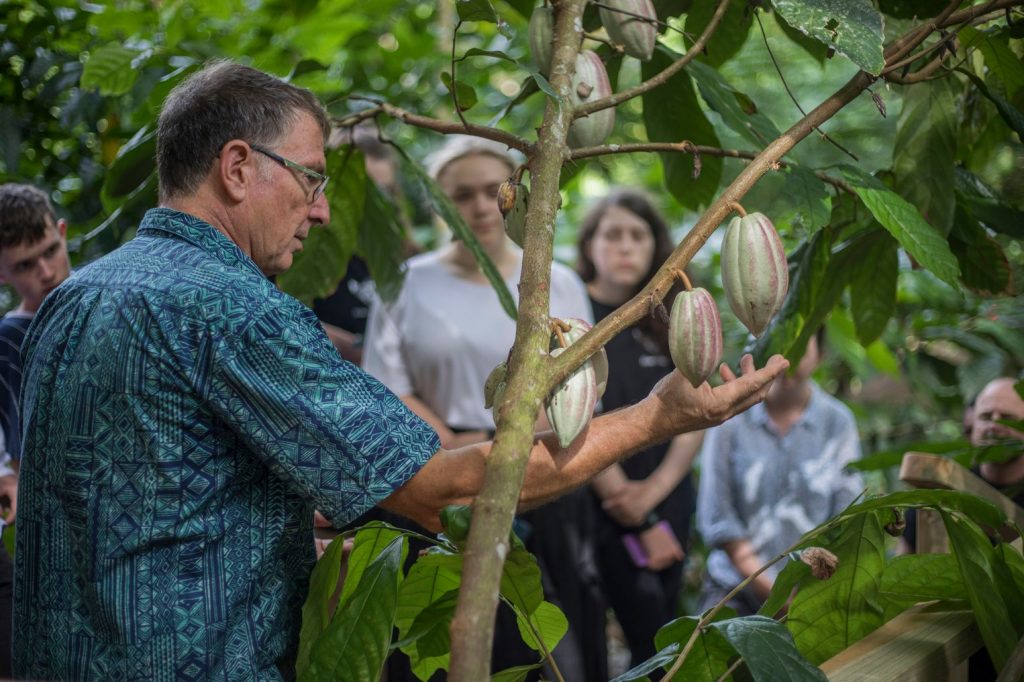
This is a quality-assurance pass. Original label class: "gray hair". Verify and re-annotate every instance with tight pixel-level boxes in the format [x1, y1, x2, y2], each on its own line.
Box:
[425, 136, 518, 181]
[156, 60, 330, 200]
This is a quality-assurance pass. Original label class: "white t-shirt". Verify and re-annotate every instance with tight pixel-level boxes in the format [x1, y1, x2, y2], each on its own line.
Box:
[363, 250, 593, 431]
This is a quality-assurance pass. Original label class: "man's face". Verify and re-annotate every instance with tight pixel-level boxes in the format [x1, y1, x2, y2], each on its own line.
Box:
[0, 218, 71, 313]
[248, 113, 330, 276]
[972, 378, 1024, 448]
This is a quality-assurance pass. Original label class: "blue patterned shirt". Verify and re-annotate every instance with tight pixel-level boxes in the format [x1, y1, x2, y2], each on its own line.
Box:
[14, 208, 440, 681]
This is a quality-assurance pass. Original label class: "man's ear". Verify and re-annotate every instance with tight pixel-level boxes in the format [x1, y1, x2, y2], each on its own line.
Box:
[218, 140, 256, 203]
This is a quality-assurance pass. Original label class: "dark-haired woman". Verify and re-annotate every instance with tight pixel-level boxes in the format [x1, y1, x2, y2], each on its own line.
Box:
[577, 189, 702, 674]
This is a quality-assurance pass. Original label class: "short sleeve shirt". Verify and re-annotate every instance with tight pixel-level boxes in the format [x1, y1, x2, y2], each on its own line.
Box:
[13, 208, 440, 681]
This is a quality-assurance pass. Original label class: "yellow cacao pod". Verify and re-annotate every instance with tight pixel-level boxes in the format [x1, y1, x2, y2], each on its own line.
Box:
[720, 212, 789, 337]
[568, 50, 615, 148]
[598, 0, 658, 61]
[668, 287, 723, 388]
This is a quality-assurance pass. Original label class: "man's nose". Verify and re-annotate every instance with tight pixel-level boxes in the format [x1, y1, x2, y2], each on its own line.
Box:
[38, 259, 55, 281]
[309, 193, 330, 226]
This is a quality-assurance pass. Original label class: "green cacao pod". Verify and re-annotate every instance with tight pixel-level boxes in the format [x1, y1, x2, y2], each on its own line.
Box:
[483, 361, 507, 410]
[720, 212, 789, 337]
[598, 0, 658, 61]
[545, 347, 598, 449]
[498, 179, 529, 248]
[557, 318, 608, 398]
[568, 50, 615, 149]
[668, 287, 723, 388]
[528, 6, 554, 76]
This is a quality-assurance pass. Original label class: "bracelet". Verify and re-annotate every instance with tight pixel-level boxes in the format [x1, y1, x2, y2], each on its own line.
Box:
[637, 512, 661, 532]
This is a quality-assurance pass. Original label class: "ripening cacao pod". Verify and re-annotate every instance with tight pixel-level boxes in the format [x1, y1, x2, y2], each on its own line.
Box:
[557, 318, 609, 398]
[568, 51, 615, 149]
[720, 212, 789, 337]
[668, 287, 723, 388]
[529, 6, 554, 76]
[498, 179, 529, 248]
[598, 0, 658, 61]
[545, 347, 598, 448]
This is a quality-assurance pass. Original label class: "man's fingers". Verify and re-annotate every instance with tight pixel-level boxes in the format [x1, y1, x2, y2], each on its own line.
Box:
[714, 354, 788, 415]
[719, 362, 737, 382]
[739, 353, 756, 376]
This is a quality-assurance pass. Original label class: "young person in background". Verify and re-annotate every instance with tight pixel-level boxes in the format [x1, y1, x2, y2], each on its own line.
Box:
[576, 189, 701, 675]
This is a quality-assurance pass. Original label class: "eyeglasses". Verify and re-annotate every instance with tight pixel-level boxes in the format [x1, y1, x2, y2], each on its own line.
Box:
[251, 144, 329, 204]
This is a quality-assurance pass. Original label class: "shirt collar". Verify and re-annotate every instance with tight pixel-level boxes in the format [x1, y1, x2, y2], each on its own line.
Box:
[751, 381, 823, 432]
[137, 208, 266, 279]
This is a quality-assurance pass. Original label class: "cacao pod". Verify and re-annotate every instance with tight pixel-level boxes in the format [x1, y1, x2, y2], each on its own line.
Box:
[668, 287, 723, 388]
[545, 347, 598, 449]
[499, 180, 529, 248]
[598, 0, 658, 61]
[557, 318, 609, 398]
[720, 212, 789, 337]
[568, 51, 615, 149]
[529, 6, 554, 76]
[483, 361, 507, 410]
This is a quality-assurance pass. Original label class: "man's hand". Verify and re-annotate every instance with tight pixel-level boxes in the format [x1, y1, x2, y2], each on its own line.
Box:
[647, 354, 788, 435]
[0, 474, 17, 525]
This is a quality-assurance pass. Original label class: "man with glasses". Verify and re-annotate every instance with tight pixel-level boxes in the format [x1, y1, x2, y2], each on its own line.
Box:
[13, 60, 787, 680]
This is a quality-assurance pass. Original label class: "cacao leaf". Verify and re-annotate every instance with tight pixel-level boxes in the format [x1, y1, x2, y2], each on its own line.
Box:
[941, 510, 1019, 670]
[356, 174, 408, 304]
[776, 11, 829, 63]
[687, 60, 781, 146]
[337, 523, 407, 609]
[440, 71, 478, 111]
[100, 124, 156, 210]
[400, 149, 518, 320]
[848, 231, 897, 345]
[501, 546, 545, 616]
[893, 78, 957, 235]
[710, 616, 827, 682]
[278, 147, 365, 306]
[303, 536, 403, 682]
[515, 600, 568, 653]
[81, 43, 142, 95]
[759, 557, 811, 618]
[840, 166, 961, 289]
[954, 167, 1024, 239]
[685, 0, 752, 67]
[787, 511, 886, 665]
[959, 68, 1024, 138]
[878, 554, 967, 620]
[610, 643, 679, 682]
[396, 554, 463, 678]
[769, 0, 885, 75]
[407, 589, 459, 658]
[642, 46, 722, 210]
[960, 27, 1024, 96]
[653, 611, 737, 681]
[835, 490, 1008, 533]
[775, 165, 832, 236]
[456, 0, 498, 24]
[949, 205, 1011, 296]
[492, 664, 543, 682]
[296, 533, 351, 678]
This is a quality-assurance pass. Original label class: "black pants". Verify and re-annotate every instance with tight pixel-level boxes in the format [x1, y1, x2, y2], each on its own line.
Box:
[0, 541, 12, 678]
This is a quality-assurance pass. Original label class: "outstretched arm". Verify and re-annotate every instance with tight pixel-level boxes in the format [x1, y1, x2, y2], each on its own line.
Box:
[382, 354, 788, 530]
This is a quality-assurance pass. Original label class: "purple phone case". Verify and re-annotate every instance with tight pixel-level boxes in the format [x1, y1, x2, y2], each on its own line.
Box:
[622, 520, 676, 568]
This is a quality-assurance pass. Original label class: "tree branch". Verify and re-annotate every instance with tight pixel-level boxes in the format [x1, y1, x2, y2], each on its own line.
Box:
[369, 100, 534, 154]
[575, 0, 731, 118]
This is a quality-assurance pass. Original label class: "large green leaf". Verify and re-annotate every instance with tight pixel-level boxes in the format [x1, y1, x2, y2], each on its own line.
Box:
[892, 78, 957, 235]
[457, 0, 499, 24]
[440, 71, 478, 112]
[515, 600, 568, 653]
[787, 511, 886, 665]
[337, 523, 407, 610]
[610, 644, 680, 682]
[954, 167, 1024, 239]
[960, 27, 1024, 96]
[941, 511, 1020, 670]
[642, 46, 722, 211]
[959, 68, 1024, 138]
[759, 558, 812, 618]
[296, 534, 350, 678]
[407, 588, 459, 658]
[949, 205, 1011, 296]
[302, 537, 404, 682]
[686, 60, 782, 147]
[400, 151, 518, 320]
[841, 166, 961, 289]
[491, 664, 543, 682]
[685, 0, 753, 67]
[835, 490, 1008, 533]
[653, 611, 737, 681]
[355, 174, 409, 304]
[278, 147, 366, 306]
[396, 553, 463, 679]
[848, 231, 897, 345]
[775, 165, 832, 237]
[878, 553, 967, 620]
[81, 43, 142, 96]
[769, 0, 885, 75]
[711, 616, 827, 682]
[500, 546, 544, 616]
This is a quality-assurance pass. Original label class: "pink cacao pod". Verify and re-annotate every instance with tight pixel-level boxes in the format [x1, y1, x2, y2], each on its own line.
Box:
[558, 318, 609, 398]
[668, 287, 723, 388]
[598, 0, 658, 61]
[720, 212, 788, 337]
[545, 347, 598, 448]
[568, 51, 615, 148]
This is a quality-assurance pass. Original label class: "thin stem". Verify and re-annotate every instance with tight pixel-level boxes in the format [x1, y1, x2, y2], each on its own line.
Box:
[715, 655, 746, 682]
[672, 268, 692, 291]
[364, 99, 533, 154]
[754, 10, 858, 162]
[575, 0, 731, 118]
[730, 201, 747, 218]
[450, 20, 470, 130]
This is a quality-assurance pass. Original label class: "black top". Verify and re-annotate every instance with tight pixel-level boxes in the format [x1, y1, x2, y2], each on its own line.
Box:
[0, 313, 31, 460]
[311, 256, 373, 335]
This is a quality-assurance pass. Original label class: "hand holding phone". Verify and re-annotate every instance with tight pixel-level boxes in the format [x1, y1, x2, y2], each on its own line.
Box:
[622, 520, 684, 571]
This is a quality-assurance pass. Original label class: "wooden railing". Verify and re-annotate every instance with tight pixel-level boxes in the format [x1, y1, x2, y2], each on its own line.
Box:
[819, 452, 1024, 681]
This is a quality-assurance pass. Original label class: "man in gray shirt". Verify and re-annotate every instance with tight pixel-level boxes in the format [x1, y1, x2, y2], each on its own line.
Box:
[697, 332, 863, 614]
